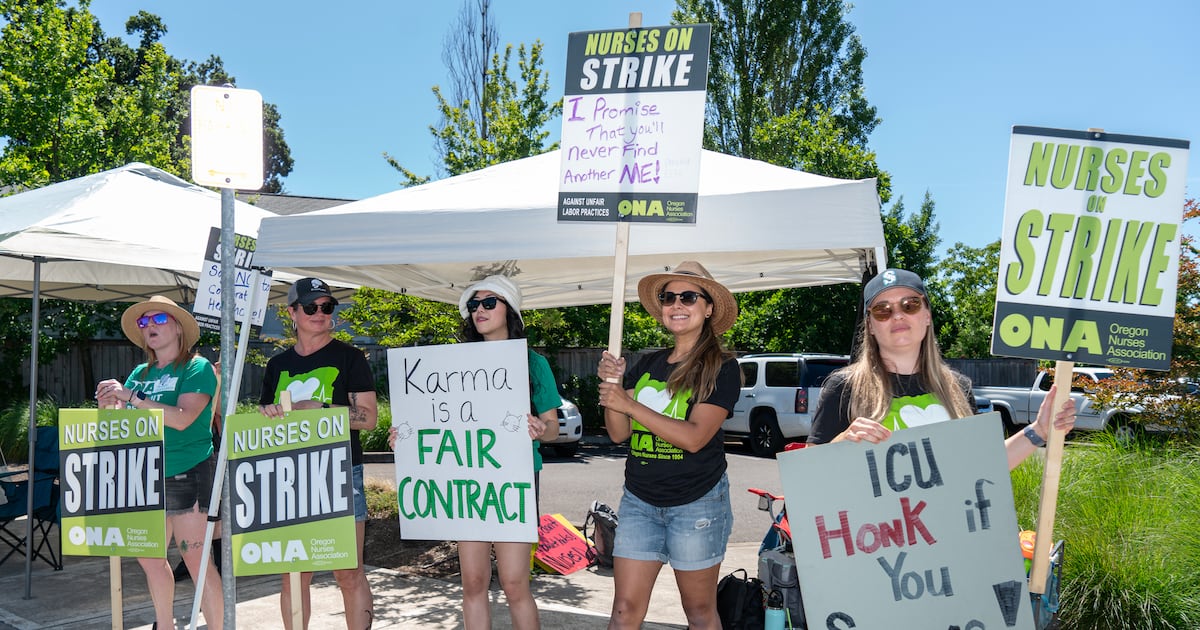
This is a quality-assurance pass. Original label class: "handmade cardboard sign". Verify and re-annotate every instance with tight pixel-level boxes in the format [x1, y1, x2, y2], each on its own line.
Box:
[535, 514, 591, 575]
[225, 407, 358, 576]
[558, 24, 711, 223]
[59, 408, 166, 557]
[777, 413, 1033, 629]
[193, 227, 272, 332]
[388, 338, 537, 543]
[992, 126, 1190, 369]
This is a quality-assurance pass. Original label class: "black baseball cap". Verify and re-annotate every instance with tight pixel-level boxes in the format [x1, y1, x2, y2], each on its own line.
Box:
[288, 277, 339, 307]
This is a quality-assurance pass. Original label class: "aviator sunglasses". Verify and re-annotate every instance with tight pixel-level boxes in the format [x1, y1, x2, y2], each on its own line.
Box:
[868, 295, 925, 321]
[136, 312, 171, 328]
[466, 296, 504, 313]
[658, 290, 709, 307]
[299, 301, 336, 315]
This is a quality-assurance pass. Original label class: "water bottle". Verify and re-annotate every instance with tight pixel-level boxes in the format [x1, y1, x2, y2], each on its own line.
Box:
[765, 588, 786, 630]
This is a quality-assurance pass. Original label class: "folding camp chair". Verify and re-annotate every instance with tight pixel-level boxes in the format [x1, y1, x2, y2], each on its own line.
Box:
[0, 426, 62, 570]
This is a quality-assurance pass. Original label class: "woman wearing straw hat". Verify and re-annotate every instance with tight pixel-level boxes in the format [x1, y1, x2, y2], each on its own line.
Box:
[388, 274, 560, 630]
[596, 260, 741, 629]
[807, 268, 1076, 470]
[95, 295, 223, 630]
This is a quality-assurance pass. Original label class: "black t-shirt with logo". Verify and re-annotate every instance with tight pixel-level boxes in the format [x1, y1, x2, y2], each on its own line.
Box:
[622, 349, 740, 506]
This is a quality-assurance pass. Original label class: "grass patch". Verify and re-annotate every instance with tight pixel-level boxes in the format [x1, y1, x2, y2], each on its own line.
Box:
[1011, 436, 1200, 629]
[0, 398, 61, 463]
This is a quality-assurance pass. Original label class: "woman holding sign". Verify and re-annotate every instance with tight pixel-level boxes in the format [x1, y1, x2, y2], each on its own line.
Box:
[807, 268, 1076, 468]
[259, 277, 377, 630]
[94, 296, 223, 630]
[389, 274, 559, 630]
[596, 261, 741, 629]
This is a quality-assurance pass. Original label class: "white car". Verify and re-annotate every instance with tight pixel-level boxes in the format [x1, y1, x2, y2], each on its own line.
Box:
[541, 397, 583, 456]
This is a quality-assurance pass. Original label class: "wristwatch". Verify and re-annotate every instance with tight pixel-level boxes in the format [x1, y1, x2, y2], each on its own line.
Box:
[1023, 424, 1046, 447]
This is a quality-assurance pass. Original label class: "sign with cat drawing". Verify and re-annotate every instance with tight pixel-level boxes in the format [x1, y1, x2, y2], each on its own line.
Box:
[386, 339, 537, 542]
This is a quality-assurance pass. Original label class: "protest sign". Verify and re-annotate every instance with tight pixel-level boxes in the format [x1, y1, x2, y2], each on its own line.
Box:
[225, 407, 358, 576]
[193, 226, 272, 333]
[388, 338, 537, 543]
[534, 514, 592, 575]
[777, 414, 1033, 629]
[558, 24, 711, 223]
[992, 126, 1190, 369]
[59, 408, 166, 557]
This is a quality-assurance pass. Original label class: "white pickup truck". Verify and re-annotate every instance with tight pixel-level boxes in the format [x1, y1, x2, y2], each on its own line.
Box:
[974, 367, 1141, 438]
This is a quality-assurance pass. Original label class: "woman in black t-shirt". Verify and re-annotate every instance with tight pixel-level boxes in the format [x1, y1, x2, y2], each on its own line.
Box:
[807, 268, 1076, 470]
[597, 260, 741, 629]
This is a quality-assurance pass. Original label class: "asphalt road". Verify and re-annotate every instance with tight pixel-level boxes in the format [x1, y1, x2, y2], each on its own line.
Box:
[365, 438, 785, 545]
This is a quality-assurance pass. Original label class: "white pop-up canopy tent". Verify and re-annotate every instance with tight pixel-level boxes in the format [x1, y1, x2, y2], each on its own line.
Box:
[0, 162, 285, 302]
[0, 162, 323, 598]
[254, 149, 885, 305]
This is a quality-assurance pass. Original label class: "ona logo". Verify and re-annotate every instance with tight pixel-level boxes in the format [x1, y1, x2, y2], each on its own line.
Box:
[241, 539, 309, 564]
[68, 525, 125, 547]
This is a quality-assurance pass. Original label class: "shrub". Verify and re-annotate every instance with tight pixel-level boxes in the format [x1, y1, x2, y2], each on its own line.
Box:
[1011, 437, 1200, 629]
[0, 398, 60, 463]
[365, 478, 398, 520]
[360, 400, 393, 452]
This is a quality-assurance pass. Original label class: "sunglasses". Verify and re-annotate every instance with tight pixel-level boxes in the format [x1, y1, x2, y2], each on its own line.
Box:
[868, 295, 925, 321]
[136, 312, 171, 328]
[466, 296, 504, 313]
[299, 301, 336, 315]
[658, 290, 709, 307]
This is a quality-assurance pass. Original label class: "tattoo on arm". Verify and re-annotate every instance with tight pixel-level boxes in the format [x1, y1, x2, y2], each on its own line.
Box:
[348, 392, 367, 429]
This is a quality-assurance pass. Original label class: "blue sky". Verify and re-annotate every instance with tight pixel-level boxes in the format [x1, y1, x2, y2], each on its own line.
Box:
[88, 0, 1200, 255]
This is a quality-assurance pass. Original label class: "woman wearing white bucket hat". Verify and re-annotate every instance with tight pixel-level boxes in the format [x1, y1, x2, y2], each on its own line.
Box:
[95, 295, 223, 630]
[596, 260, 741, 629]
[389, 274, 560, 630]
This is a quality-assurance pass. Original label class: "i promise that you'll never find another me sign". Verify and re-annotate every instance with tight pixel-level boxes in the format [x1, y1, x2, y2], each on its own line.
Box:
[388, 338, 538, 544]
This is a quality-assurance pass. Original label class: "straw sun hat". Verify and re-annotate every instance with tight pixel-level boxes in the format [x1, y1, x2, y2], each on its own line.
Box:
[637, 260, 738, 334]
[120, 295, 201, 351]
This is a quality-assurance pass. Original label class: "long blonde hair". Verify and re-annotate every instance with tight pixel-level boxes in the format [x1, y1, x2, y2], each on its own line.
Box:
[844, 316, 973, 420]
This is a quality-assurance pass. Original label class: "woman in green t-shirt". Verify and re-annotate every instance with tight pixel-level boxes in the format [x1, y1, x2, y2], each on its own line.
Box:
[95, 295, 223, 630]
[390, 275, 560, 630]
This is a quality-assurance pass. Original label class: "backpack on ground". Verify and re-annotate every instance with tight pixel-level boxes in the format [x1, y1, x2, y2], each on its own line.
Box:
[759, 547, 806, 628]
[716, 567, 766, 629]
[582, 500, 618, 568]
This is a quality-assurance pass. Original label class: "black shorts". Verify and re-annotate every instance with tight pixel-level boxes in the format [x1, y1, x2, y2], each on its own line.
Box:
[164, 453, 217, 516]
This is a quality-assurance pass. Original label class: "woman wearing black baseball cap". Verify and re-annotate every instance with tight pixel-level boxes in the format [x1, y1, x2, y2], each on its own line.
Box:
[260, 277, 376, 629]
[807, 268, 1076, 470]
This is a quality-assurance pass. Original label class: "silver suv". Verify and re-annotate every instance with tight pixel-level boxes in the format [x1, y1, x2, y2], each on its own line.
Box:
[724, 353, 849, 457]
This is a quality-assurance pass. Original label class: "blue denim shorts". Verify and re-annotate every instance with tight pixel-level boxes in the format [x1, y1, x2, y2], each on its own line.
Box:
[164, 454, 216, 516]
[351, 464, 367, 523]
[613, 473, 733, 570]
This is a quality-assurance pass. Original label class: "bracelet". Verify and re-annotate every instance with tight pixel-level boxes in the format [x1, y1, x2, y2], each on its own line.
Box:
[128, 390, 135, 404]
[1023, 424, 1046, 447]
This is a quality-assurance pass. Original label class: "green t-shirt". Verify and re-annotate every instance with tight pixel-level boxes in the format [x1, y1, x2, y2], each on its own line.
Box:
[125, 356, 216, 477]
[529, 349, 562, 472]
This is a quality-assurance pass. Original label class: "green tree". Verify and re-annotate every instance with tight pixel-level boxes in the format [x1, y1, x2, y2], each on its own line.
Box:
[91, 10, 295, 191]
[1091, 199, 1200, 439]
[936, 240, 1000, 358]
[365, 1, 585, 350]
[674, 0, 879, 155]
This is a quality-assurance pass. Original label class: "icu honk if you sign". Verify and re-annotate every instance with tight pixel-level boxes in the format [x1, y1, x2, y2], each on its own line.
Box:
[59, 408, 167, 557]
[993, 126, 1190, 369]
[778, 414, 1033, 629]
[225, 407, 358, 576]
[388, 339, 537, 543]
